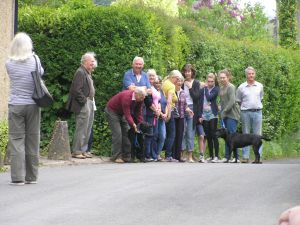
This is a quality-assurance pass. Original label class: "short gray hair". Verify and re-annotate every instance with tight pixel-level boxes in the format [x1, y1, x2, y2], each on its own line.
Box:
[147, 69, 157, 78]
[134, 86, 147, 96]
[169, 70, 183, 80]
[132, 56, 144, 65]
[245, 66, 256, 75]
[9, 32, 33, 61]
[81, 52, 97, 65]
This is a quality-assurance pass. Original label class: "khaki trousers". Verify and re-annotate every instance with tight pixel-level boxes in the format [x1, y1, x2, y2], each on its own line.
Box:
[8, 104, 40, 182]
[72, 99, 94, 154]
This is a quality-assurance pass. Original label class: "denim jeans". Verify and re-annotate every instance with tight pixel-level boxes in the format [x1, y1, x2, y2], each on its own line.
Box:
[165, 112, 175, 158]
[223, 117, 238, 159]
[182, 104, 195, 151]
[156, 119, 166, 157]
[144, 115, 156, 159]
[241, 110, 263, 159]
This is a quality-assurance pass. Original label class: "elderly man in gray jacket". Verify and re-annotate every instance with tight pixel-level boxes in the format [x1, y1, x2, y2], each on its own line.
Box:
[66, 52, 97, 159]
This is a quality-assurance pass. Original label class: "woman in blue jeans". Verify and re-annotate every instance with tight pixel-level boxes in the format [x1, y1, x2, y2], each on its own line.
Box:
[181, 64, 201, 162]
[154, 76, 167, 161]
[218, 69, 240, 163]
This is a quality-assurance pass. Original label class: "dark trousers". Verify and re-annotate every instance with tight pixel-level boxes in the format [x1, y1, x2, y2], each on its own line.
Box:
[105, 107, 131, 161]
[165, 112, 175, 158]
[203, 118, 219, 158]
[172, 118, 184, 160]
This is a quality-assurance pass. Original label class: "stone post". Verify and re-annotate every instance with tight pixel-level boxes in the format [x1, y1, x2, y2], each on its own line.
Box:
[48, 120, 72, 160]
[0, 0, 15, 120]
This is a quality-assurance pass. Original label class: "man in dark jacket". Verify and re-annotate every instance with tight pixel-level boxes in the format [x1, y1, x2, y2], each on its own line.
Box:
[66, 52, 97, 159]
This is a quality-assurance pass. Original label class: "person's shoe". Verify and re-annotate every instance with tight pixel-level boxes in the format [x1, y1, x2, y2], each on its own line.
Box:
[72, 153, 86, 159]
[179, 159, 186, 163]
[230, 158, 241, 163]
[206, 157, 213, 162]
[241, 158, 249, 163]
[25, 180, 38, 184]
[198, 155, 206, 163]
[145, 158, 154, 162]
[165, 157, 178, 162]
[114, 158, 125, 163]
[188, 158, 194, 163]
[82, 152, 92, 158]
[220, 158, 229, 163]
[9, 181, 25, 186]
[211, 157, 219, 163]
[157, 156, 163, 162]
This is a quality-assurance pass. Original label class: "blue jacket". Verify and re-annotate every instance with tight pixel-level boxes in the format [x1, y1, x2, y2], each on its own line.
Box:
[199, 86, 219, 119]
[122, 69, 151, 90]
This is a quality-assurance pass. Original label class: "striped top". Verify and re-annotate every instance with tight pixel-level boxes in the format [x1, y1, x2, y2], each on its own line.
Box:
[6, 54, 44, 105]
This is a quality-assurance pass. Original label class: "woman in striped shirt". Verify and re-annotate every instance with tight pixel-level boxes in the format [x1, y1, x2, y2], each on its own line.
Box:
[6, 32, 44, 185]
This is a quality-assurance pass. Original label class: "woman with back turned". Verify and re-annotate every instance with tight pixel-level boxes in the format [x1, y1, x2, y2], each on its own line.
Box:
[6, 32, 44, 185]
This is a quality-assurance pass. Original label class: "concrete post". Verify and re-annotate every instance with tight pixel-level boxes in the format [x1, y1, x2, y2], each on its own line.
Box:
[0, 0, 15, 120]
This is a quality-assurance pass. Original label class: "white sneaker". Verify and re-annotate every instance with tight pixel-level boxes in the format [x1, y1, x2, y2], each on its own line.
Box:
[199, 155, 206, 163]
[206, 157, 213, 162]
[211, 157, 219, 163]
[230, 158, 241, 163]
[220, 158, 228, 163]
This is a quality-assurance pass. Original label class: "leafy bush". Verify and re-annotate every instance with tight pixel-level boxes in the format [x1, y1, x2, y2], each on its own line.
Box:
[0, 121, 8, 170]
[18, 3, 300, 159]
[19, 5, 190, 156]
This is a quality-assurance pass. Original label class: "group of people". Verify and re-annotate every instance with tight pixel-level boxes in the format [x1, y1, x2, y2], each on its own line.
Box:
[5, 31, 263, 185]
[106, 56, 264, 164]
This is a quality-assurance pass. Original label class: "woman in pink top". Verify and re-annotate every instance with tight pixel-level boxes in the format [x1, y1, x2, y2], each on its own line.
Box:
[144, 69, 161, 161]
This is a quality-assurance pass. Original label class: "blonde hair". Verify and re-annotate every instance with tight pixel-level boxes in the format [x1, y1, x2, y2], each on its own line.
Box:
[207, 73, 218, 86]
[9, 32, 33, 61]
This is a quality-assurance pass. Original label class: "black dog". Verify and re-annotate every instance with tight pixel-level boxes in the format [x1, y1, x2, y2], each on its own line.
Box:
[128, 122, 153, 162]
[215, 128, 270, 164]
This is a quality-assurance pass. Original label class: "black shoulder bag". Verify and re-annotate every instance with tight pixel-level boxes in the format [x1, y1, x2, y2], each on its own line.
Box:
[31, 55, 54, 107]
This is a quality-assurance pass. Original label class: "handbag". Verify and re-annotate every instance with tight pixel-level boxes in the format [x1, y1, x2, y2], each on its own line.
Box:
[31, 55, 54, 107]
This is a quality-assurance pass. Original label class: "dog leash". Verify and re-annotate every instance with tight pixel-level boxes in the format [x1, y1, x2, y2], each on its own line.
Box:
[134, 134, 140, 148]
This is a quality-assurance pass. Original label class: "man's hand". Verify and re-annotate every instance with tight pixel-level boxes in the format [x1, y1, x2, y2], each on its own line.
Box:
[133, 123, 138, 133]
[128, 85, 136, 91]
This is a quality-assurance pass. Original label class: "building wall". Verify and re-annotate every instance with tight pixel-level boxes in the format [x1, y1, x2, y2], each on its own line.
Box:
[0, 0, 15, 120]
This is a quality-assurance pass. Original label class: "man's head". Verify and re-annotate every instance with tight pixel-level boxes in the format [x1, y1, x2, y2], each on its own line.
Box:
[245, 66, 256, 84]
[81, 52, 97, 74]
[132, 56, 144, 75]
[134, 87, 146, 102]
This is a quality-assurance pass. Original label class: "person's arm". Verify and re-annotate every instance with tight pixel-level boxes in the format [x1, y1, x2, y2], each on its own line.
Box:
[123, 71, 135, 90]
[122, 98, 135, 128]
[204, 86, 219, 101]
[71, 70, 87, 106]
[189, 80, 201, 100]
[222, 86, 235, 113]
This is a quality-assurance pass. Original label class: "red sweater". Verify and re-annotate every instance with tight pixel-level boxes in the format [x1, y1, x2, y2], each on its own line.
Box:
[107, 90, 143, 127]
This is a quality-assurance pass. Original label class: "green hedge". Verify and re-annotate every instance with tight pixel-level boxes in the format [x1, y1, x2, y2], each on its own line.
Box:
[18, 5, 300, 158]
[19, 5, 191, 155]
[0, 121, 8, 170]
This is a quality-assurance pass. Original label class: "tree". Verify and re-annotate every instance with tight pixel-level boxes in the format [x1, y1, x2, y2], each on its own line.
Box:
[277, 0, 299, 49]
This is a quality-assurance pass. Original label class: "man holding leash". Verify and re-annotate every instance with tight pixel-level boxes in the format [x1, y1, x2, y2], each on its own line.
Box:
[236, 66, 264, 163]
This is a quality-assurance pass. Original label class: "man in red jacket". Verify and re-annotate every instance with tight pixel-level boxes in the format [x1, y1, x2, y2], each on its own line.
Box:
[105, 87, 146, 163]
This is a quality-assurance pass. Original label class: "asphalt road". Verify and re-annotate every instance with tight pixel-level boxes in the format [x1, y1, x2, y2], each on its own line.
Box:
[1, 161, 300, 225]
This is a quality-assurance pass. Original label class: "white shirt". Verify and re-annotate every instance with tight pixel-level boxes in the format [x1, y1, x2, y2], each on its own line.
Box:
[236, 81, 263, 110]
